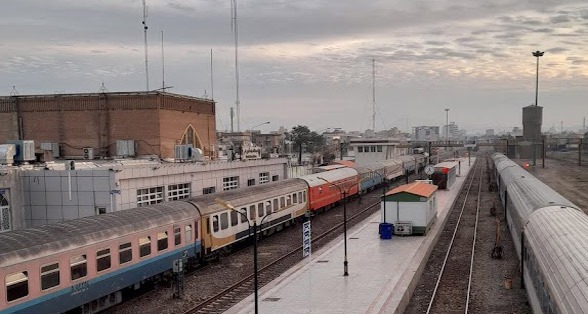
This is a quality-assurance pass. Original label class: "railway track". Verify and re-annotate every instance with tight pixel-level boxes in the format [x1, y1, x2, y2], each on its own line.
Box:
[182, 199, 383, 314]
[425, 159, 483, 314]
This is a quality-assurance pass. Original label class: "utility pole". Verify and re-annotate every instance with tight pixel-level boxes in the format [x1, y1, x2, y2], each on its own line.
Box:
[532, 51, 544, 108]
[161, 30, 165, 92]
[142, 0, 150, 91]
[231, 0, 241, 131]
[210, 49, 214, 100]
[372, 59, 376, 132]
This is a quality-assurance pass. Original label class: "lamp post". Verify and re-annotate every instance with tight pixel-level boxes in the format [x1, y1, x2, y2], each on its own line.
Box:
[249, 121, 270, 144]
[215, 198, 273, 314]
[317, 177, 355, 276]
[532, 51, 544, 167]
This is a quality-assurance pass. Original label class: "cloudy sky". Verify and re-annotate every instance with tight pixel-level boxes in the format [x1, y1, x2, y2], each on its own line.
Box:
[2, 0, 588, 134]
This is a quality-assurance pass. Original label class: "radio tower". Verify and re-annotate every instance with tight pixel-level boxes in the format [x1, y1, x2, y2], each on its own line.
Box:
[372, 59, 376, 131]
[231, 0, 241, 131]
[142, 0, 150, 91]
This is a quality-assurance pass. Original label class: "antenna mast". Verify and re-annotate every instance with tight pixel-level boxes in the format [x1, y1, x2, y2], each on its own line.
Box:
[372, 59, 376, 131]
[231, 0, 241, 131]
[142, 0, 150, 91]
[161, 30, 165, 92]
[210, 49, 214, 100]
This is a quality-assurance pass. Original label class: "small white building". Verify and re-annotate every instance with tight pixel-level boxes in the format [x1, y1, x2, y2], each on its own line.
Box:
[348, 138, 409, 166]
[381, 182, 438, 235]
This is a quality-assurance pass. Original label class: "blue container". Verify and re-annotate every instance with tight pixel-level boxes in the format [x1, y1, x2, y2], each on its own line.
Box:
[380, 223, 393, 239]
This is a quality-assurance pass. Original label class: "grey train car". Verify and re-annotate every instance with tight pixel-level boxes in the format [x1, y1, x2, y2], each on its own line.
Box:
[493, 153, 588, 314]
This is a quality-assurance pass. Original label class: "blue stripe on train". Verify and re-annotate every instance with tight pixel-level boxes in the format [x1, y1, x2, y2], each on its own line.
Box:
[1, 242, 201, 314]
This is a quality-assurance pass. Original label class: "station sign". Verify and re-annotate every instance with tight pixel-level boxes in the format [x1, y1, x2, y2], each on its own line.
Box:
[302, 221, 311, 258]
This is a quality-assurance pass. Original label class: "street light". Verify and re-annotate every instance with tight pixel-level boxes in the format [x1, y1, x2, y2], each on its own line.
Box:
[317, 176, 356, 276]
[532, 51, 544, 167]
[215, 198, 273, 314]
[249, 121, 270, 143]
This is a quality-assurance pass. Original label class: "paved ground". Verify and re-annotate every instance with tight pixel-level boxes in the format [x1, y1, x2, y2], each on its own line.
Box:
[523, 157, 588, 213]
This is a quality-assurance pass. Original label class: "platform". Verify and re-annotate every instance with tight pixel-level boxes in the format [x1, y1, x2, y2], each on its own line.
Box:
[226, 158, 476, 314]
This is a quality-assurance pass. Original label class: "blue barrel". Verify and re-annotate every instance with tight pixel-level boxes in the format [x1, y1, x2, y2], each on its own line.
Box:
[379, 223, 393, 239]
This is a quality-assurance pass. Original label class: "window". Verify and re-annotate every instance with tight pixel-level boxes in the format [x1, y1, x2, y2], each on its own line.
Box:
[212, 216, 219, 232]
[258, 203, 264, 217]
[174, 227, 182, 245]
[371, 146, 376, 152]
[303, 191, 307, 202]
[298, 192, 303, 203]
[259, 172, 270, 184]
[247, 179, 256, 187]
[185, 224, 193, 243]
[137, 187, 164, 207]
[358, 147, 364, 153]
[96, 249, 111, 272]
[272, 175, 279, 182]
[293, 193, 298, 203]
[95, 206, 106, 215]
[273, 199, 279, 212]
[286, 195, 292, 206]
[6, 271, 28, 302]
[70, 255, 87, 281]
[364, 146, 370, 152]
[0, 193, 11, 232]
[41, 263, 60, 291]
[280, 197, 285, 208]
[240, 208, 248, 223]
[168, 183, 191, 201]
[157, 232, 168, 251]
[231, 210, 239, 226]
[250, 205, 256, 220]
[223, 176, 239, 191]
[119, 243, 132, 264]
[377, 145, 383, 152]
[139, 237, 151, 257]
[220, 213, 229, 230]
[203, 186, 216, 195]
[265, 201, 272, 214]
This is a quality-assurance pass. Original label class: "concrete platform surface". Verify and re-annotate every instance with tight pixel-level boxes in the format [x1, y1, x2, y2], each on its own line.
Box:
[226, 157, 476, 314]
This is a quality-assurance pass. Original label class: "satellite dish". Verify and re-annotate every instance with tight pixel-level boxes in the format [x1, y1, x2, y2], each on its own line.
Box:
[192, 148, 203, 161]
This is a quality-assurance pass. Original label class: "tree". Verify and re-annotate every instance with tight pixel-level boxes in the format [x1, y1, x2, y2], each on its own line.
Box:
[291, 125, 311, 164]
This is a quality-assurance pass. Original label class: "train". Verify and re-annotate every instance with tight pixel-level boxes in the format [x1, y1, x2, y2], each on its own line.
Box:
[0, 154, 426, 314]
[493, 153, 588, 314]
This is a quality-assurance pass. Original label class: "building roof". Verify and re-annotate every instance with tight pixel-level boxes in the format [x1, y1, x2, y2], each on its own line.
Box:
[385, 182, 438, 198]
[328, 160, 356, 167]
[0, 91, 214, 103]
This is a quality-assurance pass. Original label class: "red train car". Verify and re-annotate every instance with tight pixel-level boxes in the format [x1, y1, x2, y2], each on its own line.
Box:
[299, 168, 360, 211]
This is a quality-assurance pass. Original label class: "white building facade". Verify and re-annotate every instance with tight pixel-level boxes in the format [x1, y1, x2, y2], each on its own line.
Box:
[348, 139, 409, 166]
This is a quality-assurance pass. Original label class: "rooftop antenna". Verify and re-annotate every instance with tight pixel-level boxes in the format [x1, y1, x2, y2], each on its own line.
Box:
[10, 86, 18, 96]
[372, 59, 376, 131]
[231, 0, 241, 131]
[202, 89, 209, 99]
[142, 0, 150, 91]
[210, 49, 214, 100]
[161, 30, 165, 92]
[99, 81, 108, 93]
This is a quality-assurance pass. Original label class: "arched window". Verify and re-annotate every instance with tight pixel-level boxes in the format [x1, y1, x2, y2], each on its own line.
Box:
[180, 124, 202, 149]
[0, 193, 11, 232]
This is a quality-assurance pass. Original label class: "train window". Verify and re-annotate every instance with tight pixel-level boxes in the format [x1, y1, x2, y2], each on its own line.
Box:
[249, 205, 256, 221]
[70, 255, 87, 281]
[213, 216, 219, 232]
[266, 201, 272, 213]
[258, 203, 264, 217]
[293, 193, 298, 203]
[298, 192, 303, 203]
[303, 191, 307, 202]
[41, 263, 60, 291]
[96, 248, 111, 272]
[273, 199, 279, 213]
[220, 213, 229, 230]
[231, 210, 239, 227]
[280, 197, 285, 208]
[174, 227, 182, 245]
[185, 225, 193, 243]
[6, 271, 28, 302]
[286, 195, 292, 206]
[139, 237, 151, 257]
[157, 232, 168, 251]
[119, 242, 133, 264]
[194, 221, 198, 239]
[240, 208, 248, 223]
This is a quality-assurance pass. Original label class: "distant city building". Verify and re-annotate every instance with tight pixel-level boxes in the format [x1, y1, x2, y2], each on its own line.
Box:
[413, 126, 440, 141]
[0, 91, 217, 159]
[348, 138, 409, 166]
[511, 127, 523, 137]
[485, 129, 495, 137]
[442, 122, 459, 139]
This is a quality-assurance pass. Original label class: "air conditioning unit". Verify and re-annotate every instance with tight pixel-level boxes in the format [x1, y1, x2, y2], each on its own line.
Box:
[82, 148, 94, 160]
[116, 140, 135, 157]
[40, 142, 60, 158]
[394, 222, 413, 235]
[175, 144, 193, 160]
[7, 140, 35, 162]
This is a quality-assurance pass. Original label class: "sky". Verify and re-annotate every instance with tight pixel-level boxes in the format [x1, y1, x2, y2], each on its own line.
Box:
[2, 0, 588, 134]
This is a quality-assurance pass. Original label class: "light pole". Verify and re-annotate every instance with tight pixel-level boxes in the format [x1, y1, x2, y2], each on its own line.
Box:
[318, 177, 355, 276]
[532, 51, 544, 167]
[215, 198, 273, 314]
[445, 108, 450, 141]
[249, 121, 270, 144]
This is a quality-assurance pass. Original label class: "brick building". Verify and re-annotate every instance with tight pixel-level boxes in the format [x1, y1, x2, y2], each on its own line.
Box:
[0, 91, 216, 159]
